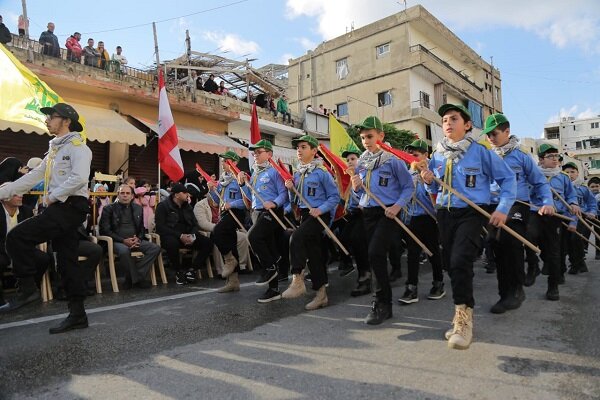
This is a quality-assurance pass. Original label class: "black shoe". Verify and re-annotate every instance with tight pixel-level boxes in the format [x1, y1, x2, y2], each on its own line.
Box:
[427, 281, 446, 300]
[365, 301, 393, 325]
[524, 266, 540, 287]
[557, 274, 565, 285]
[502, 291, 522, 311]
[389, 268, 402, 283]
[255, 268, 278, 286]
[304, 272, 312, 282]
[257, 288, 282, 303]
[135, 280, 152, 289]
[568, 265, 579, 275]
[49, 314, 89, 334]
[579, 264, 589, 273]
[175, 272, 187, 286]
[398, 285, 418, 305]
[350, 280, 371, 297]
[546, 285, 559, 301]
[339, 262, 356, 277]
[490, 298, 507, 314]
[185, 270, 197, 284]
[2, 290, 40, 312]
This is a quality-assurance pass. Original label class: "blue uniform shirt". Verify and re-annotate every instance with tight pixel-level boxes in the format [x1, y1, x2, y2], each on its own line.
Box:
[209, 178, 246, 210]
[503, 148, 553, 206]
[530, 172, 577, 226]
[243, 166, 288, 210]
[407, 171, 436, 217]
[345, 188, 361, 212]
[291, 166, 340, 214]
[354, 157, 413, 208]
[574, 184, 598, 214]
[426, 143, 516, 215]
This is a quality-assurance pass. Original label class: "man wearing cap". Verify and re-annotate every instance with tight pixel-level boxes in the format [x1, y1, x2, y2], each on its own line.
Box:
[349, 116, 414, 325]
[155, 183, 213, 285]
[281, 134, 340, 310]
[483, 113, 554, 313]
[527, 144, 579, 298]
[398, 139, 445, 305]
[337, 144, 371, 297]
[0, 103, 92, 334]
[208, 151, 247, 293]
[277, 95, 292, 124]
[238, 139, 288, 303]
[561, 162, 596, 275]
[420, 104, 516, 349]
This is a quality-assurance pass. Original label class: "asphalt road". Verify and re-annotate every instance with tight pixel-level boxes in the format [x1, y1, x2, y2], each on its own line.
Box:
[1, 249, 599, 400]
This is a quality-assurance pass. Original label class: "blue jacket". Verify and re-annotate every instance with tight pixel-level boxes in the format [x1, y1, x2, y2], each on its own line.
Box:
[503, 148, 553, 206]
[354, 157, 413, 208]
[291, 166, 340, 215]
[426, 143, 516, 215]
[407, 174, 436, 217]
[574, 184, 598, 214]
[242, 166, 287, 210]
[530, 172, 577, 226]
[209, 179, 246, 210]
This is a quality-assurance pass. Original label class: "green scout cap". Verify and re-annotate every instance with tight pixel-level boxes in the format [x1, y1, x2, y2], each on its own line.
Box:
[405, 139, 428, 153]
[537, 143, 558, 157]
[438, 104, 472, 122]
[562, 162, 578, 171]
[354, 115, 383, 131]
[249, 139, 273, 152]
[218, 150, 240, 162]
[292, 134, 319, 148]
[482, 113, 510, 135]
[341, 143, 361, 158]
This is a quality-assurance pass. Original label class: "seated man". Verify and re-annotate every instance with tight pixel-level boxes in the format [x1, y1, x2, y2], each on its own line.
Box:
[0, 188, 52, 309]
[155, 183, 212, 285]
[99, 184, 160, 289]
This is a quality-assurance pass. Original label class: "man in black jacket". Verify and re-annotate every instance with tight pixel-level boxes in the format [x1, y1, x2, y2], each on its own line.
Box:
[0, 190, 52, 309]
[155, 183, 212, 285]
[39, 22, 60, 57]
[0, 15, 12, 45]
[99, 184, 160, 288]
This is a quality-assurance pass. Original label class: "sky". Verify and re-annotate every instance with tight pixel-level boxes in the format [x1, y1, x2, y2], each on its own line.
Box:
[1, 0, 599, 138]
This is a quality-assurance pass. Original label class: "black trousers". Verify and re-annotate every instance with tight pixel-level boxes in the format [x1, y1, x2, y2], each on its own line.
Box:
[248, 208, 284, 289]
[290, 210, 330, 290]
[438, 208, 486, 308]
[363, 207, 402, 304]
[490, 203, 529, 298]
[566, 222, 590, 270]
[389, 237, 405, 271]
[406, 215, 443, 285]
[78, 239, 104, 281]
[339, 210, 369, 278]
[162, 231, 212, 271]
[528, 213, 562, 285]
[6, 196, 89, 300]
[1, 248, 51, 302]
[212, 208, 246, 271]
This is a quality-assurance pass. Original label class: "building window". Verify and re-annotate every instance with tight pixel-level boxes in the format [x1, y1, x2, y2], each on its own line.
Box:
[547, 132, 559, 140]
[442, 94, 447, 104]
[573, 125, 577, 131]
[376, 43, 390, 58]
[576, 141, 582, 150]
[336, 102, 348, 117]
[591, 159, 600, 169]
[591, 122, 599, 129]
[336, 58, 349, 80]
[419, 91, 431, 109]
[425, 125, 432, 140]
[377, 90, 392, 107]
[494, 86, 500, 102]
[261, 132, 275, 146]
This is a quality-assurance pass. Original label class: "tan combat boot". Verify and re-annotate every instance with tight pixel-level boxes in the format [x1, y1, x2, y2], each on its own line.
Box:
[305, 286, 328, 310]
[221, 252, 238, 278]
[444, 310, 459, 340]
[282, 272, 306, 299]
[217, 272, 240, 293]
[447, 304, 473, 350]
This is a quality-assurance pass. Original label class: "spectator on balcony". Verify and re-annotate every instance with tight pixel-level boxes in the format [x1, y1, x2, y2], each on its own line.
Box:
[269, 97, 277, 117]
[217, 81, 229, 96]
[65, 32, 82, 63]
[83, 38, 100, 67]
[318, 104, 325, 114]
[277, 95, 292, 124]
[18, 15, 28, 37]
[306, 104, 313, 112]
[112, 46, 127, 73]
[39, 22, 59, 58]
[96, 41, 110, 69]
[203, 74, 219, 94]
[0, 16, 11, 44]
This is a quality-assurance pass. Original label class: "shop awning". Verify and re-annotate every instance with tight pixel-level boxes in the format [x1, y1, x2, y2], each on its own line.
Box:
[272, 145, 297, 166]
[133, 116, 248, 157]
[71, 103, 147, 146]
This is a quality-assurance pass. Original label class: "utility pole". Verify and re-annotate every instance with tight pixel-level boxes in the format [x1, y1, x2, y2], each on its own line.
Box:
[152, 21, 161, 191]
[185, 29, 191, 78]
[246, 58, 251, 104]
[21, 0, 33, 61]
[490, 56, 495, 113]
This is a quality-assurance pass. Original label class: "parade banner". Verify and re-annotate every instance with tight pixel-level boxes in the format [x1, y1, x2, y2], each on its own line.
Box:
[329, 114, 360, 157]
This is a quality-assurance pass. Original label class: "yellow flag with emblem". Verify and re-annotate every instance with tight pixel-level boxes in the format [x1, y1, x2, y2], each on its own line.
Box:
[329, 113, 360, 157]
[0, 43, 86, 140]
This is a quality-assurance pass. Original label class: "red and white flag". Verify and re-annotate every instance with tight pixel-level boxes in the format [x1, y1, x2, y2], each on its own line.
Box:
[250, 101, 261, 145]
[158, 69, 184, 182]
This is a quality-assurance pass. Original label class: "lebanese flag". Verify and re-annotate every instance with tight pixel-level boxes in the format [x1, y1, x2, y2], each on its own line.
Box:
[158, 69, 184, 182]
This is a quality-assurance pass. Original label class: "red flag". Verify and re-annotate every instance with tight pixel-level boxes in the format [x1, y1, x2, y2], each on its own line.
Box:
[268, 158, 293, 181]
[376, 140, 418, 164]
[195, 163, 217, 186]
[250, 102, 261, 145]
[158, 69, 184, 181]
[318, 144, 352, 221]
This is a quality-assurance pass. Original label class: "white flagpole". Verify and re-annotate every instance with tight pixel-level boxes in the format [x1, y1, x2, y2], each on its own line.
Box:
[153, 22, 162, 196]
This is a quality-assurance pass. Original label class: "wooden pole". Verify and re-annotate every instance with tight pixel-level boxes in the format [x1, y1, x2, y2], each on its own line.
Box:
[210, 188, 247, 233]
[241, 181, 289, 231]
[515, 200, 574, 222]
[550, 187, 600, 242]
[561, 222, 600, 252]
[288, 186, 350, 256]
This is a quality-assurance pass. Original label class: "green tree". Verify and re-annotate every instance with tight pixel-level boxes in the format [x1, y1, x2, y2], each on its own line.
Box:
[347, 124, 417, 152]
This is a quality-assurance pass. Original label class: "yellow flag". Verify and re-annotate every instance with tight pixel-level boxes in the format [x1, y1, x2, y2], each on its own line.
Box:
[0, 43, 86, 139]
[329, 114, 360, 157]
